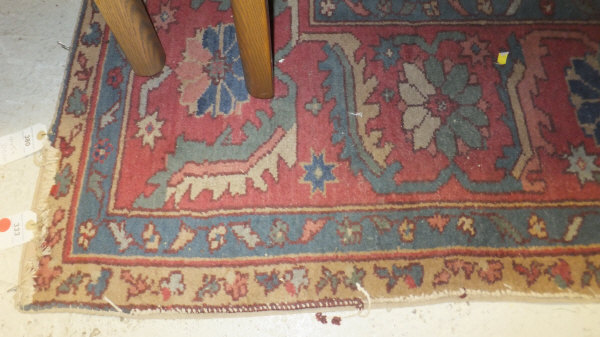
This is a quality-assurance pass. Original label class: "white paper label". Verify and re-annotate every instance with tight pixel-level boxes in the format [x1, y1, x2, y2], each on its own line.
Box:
[0, 124, 47, 166]
[0, 210, 36, 250]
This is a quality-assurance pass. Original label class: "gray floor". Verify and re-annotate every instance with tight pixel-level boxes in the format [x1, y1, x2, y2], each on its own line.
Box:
[0, 1, 599, 336]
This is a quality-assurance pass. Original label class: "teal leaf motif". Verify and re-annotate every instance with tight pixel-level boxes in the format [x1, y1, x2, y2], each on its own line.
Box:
[52, 164, 73, 198]
[425, 57, 444, 88]
[454, 85, 482, 105]
[255, 270, 281, 295]
[374, 266, 397, 292]
[190, 0, 205, 10]
[449, 115, 483, 148]
[343, 267, 366, 290]
[87, 170, 106, 202]
[66, 88, 87, 116]
[400, 2, 417, 15]
[212, 0, 231, 11]
[582, 261, 600, 288]
[375, 263, 424, 292]
[435, 125, 457, 159]
[457, 105, 488, 126]
[368, 216, 394, 234]
[546, 259, 574, 289]
[336, 218, 363, 246]
[284, 268, 309, 296]
[86, 268, 112, 300]
[490, 215, 527, 244]
[274, 0, 289, 16]
[57, 271, 87, 295]
[191, 0, 230, 10]
[194, 275, 221, 301]
[268, 219, 290, 247]
[442, 64, 469, 98]
[316, 267, 344, 295]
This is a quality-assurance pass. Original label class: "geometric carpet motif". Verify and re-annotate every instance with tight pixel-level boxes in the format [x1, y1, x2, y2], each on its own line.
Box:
[19, 0, 600, 315]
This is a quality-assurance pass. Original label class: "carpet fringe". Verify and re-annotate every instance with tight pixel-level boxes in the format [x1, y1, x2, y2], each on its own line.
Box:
[15, 140, 60, 309]
[367, 288, 600, 307]
[15, 0, 84, 311]
[128, 298, 365, 317]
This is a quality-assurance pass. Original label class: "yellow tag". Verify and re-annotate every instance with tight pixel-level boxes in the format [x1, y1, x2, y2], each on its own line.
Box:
[497, 52, 509, 65]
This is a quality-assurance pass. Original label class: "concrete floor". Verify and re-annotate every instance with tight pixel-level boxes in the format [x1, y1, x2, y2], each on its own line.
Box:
[0, 0, 599, 336]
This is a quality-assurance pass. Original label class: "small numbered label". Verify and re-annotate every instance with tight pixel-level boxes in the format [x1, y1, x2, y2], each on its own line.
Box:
[0, 124, 47, 166]
[0, 211, 35, 250]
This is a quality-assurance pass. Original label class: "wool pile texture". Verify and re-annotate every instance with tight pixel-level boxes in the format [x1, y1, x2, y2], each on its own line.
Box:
[19, 0, 600, 315]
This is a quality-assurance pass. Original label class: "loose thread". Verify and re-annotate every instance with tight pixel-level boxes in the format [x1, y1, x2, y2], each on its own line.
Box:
[338, 283, 372, 319]
[355, 283, 372, 317]
[103, 296, 123, 313]
[57, 41, 71, 51]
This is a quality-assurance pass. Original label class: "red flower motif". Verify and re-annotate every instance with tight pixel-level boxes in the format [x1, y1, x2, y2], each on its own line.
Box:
[152, 2, 178, 31]
[513, 261, 544, 287]
[57, 136, 75, 158]
[427, 214, 450, 233]
[92, 138, 114, 163]
[445, 259, 476, 279]
[161, 287, 172, 301]
[34, 256, 63, 291]
[42, 209, 65, 249]
[285, 281, 297, 296]
[433, 269, 452, 287]
[539, 0, 555, 16]
[106, 67, 123, 89]
[224, 271, 249, 301]
[547, 259, 574, 289]
[478, 260, 504, 284]
[404, 274, 418, 289]
[121, 270, 151, 300]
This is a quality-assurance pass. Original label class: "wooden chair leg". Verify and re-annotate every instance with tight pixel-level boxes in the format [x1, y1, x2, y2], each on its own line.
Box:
[94, 0, 165, 76]
[231, 0, 274, 99]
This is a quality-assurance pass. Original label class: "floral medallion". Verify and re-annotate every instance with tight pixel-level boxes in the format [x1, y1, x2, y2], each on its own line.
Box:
[176, 23, 248, 117]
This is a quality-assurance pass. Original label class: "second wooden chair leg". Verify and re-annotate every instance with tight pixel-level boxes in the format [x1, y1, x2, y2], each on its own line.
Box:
[95, 0, 165, 76]
[231, 0, 274, 99]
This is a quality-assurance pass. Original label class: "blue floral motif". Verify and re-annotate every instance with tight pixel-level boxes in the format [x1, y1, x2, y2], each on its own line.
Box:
[302, 152, 337, 194]
[51, 164, 73, 198]
[567, 54, 600, 144]
[372, 36, 401, 69]
[81, 22, 102, 47]
[255, 270, 282, 294]
[197, 24, 248, 117]
[86, 268, 112, 299]
[66, 88, 88, 116]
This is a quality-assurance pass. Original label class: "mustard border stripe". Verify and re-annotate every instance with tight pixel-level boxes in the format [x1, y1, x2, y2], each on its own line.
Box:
[105, 200, 600, 219]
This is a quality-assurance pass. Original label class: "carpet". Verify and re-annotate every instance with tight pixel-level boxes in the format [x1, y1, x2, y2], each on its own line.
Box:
[19, 0, 600, 315]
